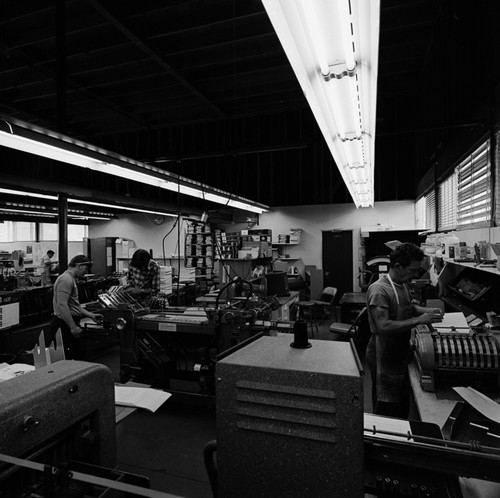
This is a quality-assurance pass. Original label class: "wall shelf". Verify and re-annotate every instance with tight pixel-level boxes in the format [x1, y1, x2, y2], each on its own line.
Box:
[184, 222, 214, 281]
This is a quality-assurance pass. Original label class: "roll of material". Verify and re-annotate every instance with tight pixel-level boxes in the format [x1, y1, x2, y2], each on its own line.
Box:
[290, 319, 311, 349]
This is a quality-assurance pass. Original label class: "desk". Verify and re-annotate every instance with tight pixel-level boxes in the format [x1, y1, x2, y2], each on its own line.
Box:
[409, 363, 456, 428]
[274, 290, 300, 321]
[340, 292, 366, 322]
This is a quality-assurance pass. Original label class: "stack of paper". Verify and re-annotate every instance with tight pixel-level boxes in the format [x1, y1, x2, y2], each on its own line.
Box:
[158, 265, 173, 294]
[180, 267, 196, 282]
[433, 312, 470, 333]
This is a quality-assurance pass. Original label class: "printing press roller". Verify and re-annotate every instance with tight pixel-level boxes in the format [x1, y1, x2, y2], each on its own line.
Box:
[414, 327, 500, 392]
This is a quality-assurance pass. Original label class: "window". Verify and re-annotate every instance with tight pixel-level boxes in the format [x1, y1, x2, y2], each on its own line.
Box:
[40, 223, 88, 241]
[415, 196, 426, 229]
[494, 130, 500, 225]
[68, 224, 88, 241]
[417, 137, 494, 234]
[13, 222, 35, 242]
[457, 140, 491, 229]
[0, 222, 12, 242]
[40, 223, 58, 241]
[437, 171, 457, 231]
[425, 189, 436, 232]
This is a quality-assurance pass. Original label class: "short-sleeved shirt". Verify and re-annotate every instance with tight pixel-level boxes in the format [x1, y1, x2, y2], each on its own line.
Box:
[53, 270, 81, 318]
[41, 254, 52, 270]
[127, 259, 160, 293]
[366, 274, 411, 334]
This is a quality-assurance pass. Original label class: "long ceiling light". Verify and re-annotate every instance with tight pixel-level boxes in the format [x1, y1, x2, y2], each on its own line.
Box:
[262, 0, 380, 208]
[68, 199, 178, 218]
[0, 119, 269, 215]
[0, 207, 110, 220]
[0, 187, 177, 218]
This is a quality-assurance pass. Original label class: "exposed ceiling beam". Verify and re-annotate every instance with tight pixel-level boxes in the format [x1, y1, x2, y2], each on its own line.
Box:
[87, 0, 227, 120]
[1, 46, 149, 135]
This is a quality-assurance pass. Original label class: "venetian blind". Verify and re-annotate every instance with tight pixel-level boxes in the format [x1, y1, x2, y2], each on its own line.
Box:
[494, 131, 500, 225]
[437, 171, 457, 231]
[457, 140, 491, 229]
[425, 189, 436, 232]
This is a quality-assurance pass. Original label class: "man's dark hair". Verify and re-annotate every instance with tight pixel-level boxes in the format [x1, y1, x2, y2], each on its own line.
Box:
[47, 250, 55, 256]
[130, 249, 151, 269]
[69, 254, 92, 267]
[389, 242, 424, 268]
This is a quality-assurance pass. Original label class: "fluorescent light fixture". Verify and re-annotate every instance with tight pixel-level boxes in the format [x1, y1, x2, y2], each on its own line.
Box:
[68, 199, 178, 218]
[0, 205, 111, 221]
[262, 0, 380, 207]
[0, 187, 58, 201]
[0, 187, 178, 218]
[70, 215, 112, 221]
[0, 119, 269, 215]
[0, 207, 57, 217]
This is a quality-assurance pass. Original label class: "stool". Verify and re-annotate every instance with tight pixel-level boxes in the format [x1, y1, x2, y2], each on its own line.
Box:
[297, 301, 319, 338]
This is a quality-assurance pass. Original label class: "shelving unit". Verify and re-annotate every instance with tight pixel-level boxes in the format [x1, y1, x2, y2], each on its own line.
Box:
[273, 228, 302, 245]
[184, 222, 214, 283]
[215, 231, 240, 260]
[437, 260, 500, 322]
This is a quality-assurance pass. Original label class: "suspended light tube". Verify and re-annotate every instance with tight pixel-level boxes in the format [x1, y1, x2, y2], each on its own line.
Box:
[262, 0, 379, 207]
[0, 188, 176, 218]
[0, 120, 269, 215]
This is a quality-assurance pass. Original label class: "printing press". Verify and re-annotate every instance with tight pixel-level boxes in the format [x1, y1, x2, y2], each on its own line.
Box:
[2, 334, 500, 497]
[85, 286, 294, 393]
[413, 313, 500, 393]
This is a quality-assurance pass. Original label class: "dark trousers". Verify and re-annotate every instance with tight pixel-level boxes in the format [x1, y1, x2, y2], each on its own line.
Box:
[49, 315, 83, 360]
[368, 363, 410, 419]
[375, 399, 410, 419]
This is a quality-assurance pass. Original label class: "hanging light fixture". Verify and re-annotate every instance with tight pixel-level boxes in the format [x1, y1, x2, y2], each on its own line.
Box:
[0, 119, 270, 215]
[262, 0, 380, 207]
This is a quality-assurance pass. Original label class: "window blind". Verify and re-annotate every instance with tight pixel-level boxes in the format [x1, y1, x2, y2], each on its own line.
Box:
[415, 196, 426, 229]
[495, 130, 500, 225]
[438, 171, 457, 231]
[425, 189, 436, 232]
[457, 140, 491, 229]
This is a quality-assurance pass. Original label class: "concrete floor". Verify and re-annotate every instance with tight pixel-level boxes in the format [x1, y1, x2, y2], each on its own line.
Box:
[93, 312, 373, 498]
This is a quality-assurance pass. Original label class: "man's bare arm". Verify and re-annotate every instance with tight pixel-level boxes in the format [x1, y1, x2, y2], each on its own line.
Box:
[371, 305, 442, 335]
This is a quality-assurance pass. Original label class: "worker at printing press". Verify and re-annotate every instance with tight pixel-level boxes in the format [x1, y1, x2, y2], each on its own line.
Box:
[40, 249, 56, 286]
[49, 255, 103, 360]
[124, 248, 160, 297]
[365, 242, 444, 419]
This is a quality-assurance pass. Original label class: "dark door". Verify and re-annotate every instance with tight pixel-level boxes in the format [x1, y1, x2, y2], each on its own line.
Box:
[322, 230, 353, 299]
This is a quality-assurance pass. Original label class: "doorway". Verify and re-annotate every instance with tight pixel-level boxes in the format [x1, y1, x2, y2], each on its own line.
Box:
[322, 230, 353, 300]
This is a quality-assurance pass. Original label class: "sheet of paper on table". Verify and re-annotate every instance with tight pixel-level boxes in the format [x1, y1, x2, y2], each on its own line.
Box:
[114, 385, 172, 413]
[453, 386, 500, 424]
[433, 312, 470, 333]
[364, 413, 412, 441]
[0, 362, 35, 382]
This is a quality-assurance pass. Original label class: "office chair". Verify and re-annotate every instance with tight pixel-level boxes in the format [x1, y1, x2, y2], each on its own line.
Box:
[296, 301, 321, 337]
[312, 286, 338, 321]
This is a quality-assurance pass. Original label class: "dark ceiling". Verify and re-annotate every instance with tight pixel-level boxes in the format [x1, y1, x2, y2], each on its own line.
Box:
[0, 0, 499, 221]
